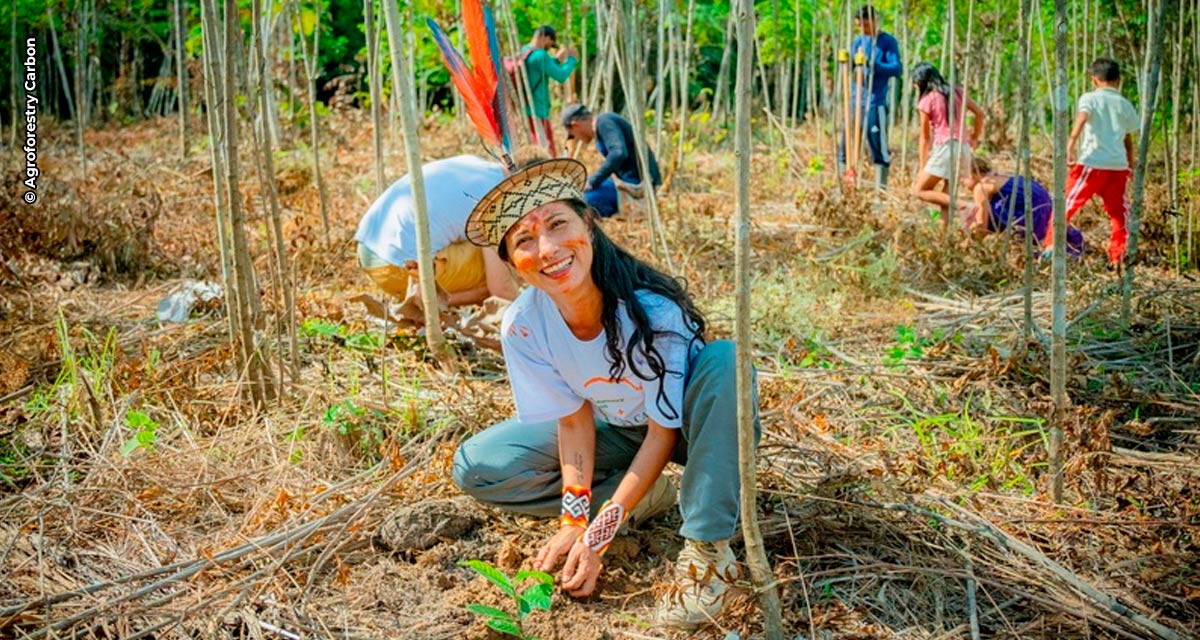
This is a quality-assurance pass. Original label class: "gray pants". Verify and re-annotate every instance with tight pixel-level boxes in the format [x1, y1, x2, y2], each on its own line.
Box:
[452, 340, 760, 542]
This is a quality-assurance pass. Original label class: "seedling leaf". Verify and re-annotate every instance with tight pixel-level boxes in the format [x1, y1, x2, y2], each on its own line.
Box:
[465, 604, 511, 620]
[513, 570, 554, 586]
[459, 559, 515, 595]
[485, 617, 523, 637]
[520, 583, 553, 611]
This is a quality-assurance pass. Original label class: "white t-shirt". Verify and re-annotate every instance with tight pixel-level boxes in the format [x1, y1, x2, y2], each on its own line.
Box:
[501, 287, 703, 428]
[354, 155, 504, 265]
[1077, 87, 1139, 170]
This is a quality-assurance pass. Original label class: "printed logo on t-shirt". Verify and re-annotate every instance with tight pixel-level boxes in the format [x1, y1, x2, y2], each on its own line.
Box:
[507, 324, 531, 339]
[584, 377, 647, 425]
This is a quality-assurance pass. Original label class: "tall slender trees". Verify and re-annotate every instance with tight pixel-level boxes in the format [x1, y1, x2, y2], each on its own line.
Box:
[200, 0, 273, 407]
[614, 0, 672, 270]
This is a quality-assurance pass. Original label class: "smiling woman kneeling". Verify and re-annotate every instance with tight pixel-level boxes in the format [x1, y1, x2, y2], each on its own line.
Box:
[450, 158, 759, 630]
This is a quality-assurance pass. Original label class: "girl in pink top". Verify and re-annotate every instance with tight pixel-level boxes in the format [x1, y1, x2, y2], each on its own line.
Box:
[911, 62, 986, 231]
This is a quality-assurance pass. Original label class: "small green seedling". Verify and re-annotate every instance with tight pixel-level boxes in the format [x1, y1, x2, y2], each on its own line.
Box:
[458, 560, 553, 639]
[121, 410, 159, 456]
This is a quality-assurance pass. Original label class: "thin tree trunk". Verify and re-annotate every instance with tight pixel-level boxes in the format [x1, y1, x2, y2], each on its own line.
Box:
[380, 0, 450, 360]
[732, 0, 783, 636]
[790, 0, 802, 128]
[1049, 0, 1070, 503]
[10, 0, 18, 149]
[223, 0, 272, 406]
[711, 9, 734, 123]
[614, 0, 672, 270]
[45, 10, 77, 134]
[365, 0, 385, 195]
[673, 0, 695, 181]
[1121, 0, 1170, 323]
[253, 0, 298, 388]
[199, 0, 236, 351]
[653, 0, 667, 155]
[581, 9, 588, 108]
[1169, 4, 1183, 272]
[296, 2, 331, 247]
[175, 0, 188, 158]
[1190, 0, 1198, 270]
[1021, 0, 1036, 338]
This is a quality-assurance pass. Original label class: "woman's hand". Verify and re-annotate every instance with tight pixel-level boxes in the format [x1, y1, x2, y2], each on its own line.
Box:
[560, 539, 604, 597]
[533, 525, 583, 572]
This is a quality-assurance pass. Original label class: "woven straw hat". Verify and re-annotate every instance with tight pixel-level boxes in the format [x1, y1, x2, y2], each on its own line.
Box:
[465, 158, 588, 248]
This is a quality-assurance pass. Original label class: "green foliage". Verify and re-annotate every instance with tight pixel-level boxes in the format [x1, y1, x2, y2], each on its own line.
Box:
[458, 560, 553, 639]
[121, 410, 161, 456]
[322, 398, 386, 457]
[300, 318, 382, 351]
[882, 324, 933, 368]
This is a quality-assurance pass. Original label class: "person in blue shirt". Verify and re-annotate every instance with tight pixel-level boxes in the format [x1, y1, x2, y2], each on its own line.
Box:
[561, 103, 662, 218]
[838, 4, 903, 189]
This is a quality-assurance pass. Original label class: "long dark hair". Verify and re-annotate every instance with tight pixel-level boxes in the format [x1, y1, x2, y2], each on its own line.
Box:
[912, 61, 951, 101]
[500, 199, 707, 421]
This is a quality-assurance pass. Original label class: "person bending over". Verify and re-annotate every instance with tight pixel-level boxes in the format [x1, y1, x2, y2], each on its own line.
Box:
[354, 155, 518, 311]
[561, 103, 662, 218]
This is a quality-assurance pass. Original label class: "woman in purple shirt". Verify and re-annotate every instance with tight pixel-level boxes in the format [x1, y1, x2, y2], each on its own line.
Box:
[962, 157, 1084, 258]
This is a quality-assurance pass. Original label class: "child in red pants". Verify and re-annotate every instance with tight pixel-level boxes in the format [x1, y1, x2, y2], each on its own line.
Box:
[1047, 57, 1140, 265]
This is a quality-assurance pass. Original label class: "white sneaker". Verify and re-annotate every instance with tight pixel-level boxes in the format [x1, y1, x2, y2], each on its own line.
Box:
[656, 538, 739, 629]
[627, 474, 677, 526]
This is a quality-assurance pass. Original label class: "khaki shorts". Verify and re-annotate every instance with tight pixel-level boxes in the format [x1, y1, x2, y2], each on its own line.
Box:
[924, 140, 973, 180]
[358, 241, 487, 299]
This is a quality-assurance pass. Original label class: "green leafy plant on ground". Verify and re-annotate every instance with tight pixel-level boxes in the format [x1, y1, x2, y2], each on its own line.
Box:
[121, 410, 160, 456]
[458, 560, 553, 639]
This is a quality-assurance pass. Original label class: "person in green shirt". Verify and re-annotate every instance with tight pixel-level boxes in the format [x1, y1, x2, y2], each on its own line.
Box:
[520, 25, 579, 157]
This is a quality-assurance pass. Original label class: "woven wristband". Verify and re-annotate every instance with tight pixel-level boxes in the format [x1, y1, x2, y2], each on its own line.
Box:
[560, 485, 592, 528]
[581, 501, 626, 555]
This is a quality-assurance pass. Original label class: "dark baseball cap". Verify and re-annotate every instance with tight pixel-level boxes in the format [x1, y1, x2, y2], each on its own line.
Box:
[561, 103, 590, 138]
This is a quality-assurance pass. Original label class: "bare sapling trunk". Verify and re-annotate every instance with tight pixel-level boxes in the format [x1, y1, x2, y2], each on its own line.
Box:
[944, 0, 958, 237]
[223, 0, 272, 405]
[365, 0, 385, 195]
[673, 0, 696, 182]
[711, 9, 734, 122]
[1049, 0, 1069, 503]
[614, 0, 672, 271]
[175, 0, 188, 158]
[295, 0, 331, 248]
[253, 0, 299, 388]
[1121, 0, 1170, 324]
[1168, 3, 1183, 272]
[380, 0, 450, 360]
[653, 0, 667, 155]
[200, 0, 273, 406]
[74, 0, 88, 171]
[1020, 0, 1036, 337]
[9, 0, 17, 149]
[199, 0, 236, 350]
[732, 0, 784, 636]
[45, 8, 78, 153]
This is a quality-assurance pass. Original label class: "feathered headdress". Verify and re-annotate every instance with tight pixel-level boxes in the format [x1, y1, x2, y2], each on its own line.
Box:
[425, 0, 515, 170]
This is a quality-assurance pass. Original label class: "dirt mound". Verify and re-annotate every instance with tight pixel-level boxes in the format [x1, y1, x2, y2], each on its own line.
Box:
[377, 496, 486, 554]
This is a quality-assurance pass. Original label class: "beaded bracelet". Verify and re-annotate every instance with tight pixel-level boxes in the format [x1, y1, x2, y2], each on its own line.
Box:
[581, 501, 626, 555]
[560, 484, 592, 528]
